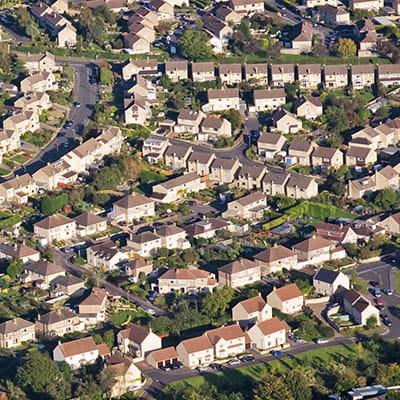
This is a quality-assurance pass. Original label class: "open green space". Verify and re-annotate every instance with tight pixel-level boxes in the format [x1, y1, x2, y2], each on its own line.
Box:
[395, 269, 400, 294]
[10, 155, 30, 164]
[0, 168, 10, 176]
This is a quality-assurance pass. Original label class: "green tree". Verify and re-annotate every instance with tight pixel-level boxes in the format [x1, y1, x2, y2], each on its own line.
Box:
[179, 30, 212, 61]
[285, 82, 299, 103]
[40, 193, 68, 216]
[7, 259, 24, 279]
[41, 246, 54, 262]
[201, 287, 234, 319]
[285, 370, 312, 400]
[365, 315, 378, 329]
[324, 105, 349, 134]
[373, 189, 400, 210]
[178, 203, 191, 216]
[150, 316, 174, 335]
[337, 38, 357, 59]
[102, 329, 115, 349]
[221, 109, 244, 131]
[254, 374, 294, 400]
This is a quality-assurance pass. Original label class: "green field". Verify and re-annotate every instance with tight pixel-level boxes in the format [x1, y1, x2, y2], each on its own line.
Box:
[0, 168, 10, 176]
[10, 155, 30, 164]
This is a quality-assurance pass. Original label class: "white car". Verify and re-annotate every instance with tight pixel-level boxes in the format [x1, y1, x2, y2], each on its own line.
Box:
[146, 308, 156, 315]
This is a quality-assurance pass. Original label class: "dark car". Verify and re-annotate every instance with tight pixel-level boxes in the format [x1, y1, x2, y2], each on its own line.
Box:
[171, 362, 183, 369]
[240, 355, 255, 363]
[73, 101, 81, 108]
[270, 350, 283, 356]
[381, 314, 392, 326]
[369, 281, 379, 287]
[153, 222, 164, 227]
[57, 131, 66, 138]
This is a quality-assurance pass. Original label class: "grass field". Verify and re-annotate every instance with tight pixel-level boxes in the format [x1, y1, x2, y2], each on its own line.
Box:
[10, 155, 30, 164]
[0, 168, 10, 176]
[395, 269, 400, 294]
[166, 344, 359, 392]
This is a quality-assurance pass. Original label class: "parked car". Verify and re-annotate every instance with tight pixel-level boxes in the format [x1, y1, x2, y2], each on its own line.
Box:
[289, 335, 303, 343]
[383, 289, 394, 295]
[369, 281, 379, 287]
[73, 101, 81, 107]
[171, 362, 183, 369]
[270, 350, 283, 356]
[240, 355, 255, 363]
[160, 365, 171, 371]
[210, 363, 226, 371]
[196, 366, 209, 372]
[227, 359, 241, 366]
[314, 338, 329, 344]
[373, 288, 382, 298]
[381, 314, 392, 326]
[375, 299, 384, 306]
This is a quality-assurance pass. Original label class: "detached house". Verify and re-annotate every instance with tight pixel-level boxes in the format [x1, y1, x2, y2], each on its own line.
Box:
[0, 318, 35, 348]
[311, 146, 343, 169]
[124, 258, 153, 283]
[74, 212, 107, 237]
[247, 317, 289, 350]
[33, 214, 76, 245]
[257, 132, 285, 159]
[229, 0, 264, 14]
[262, 170, 290, 196]
[22, 260, 65, 287]
[86, 241, 128, 271]
[324, 65, 348, 89]
[164, 144, 193, 170]
[184, 218, 232, 239]
[266, 284, 304, 314]
[232, 295, 272, 326]
[142, 135, 169, 163]
[51, 274, 85, 297]
[214, 4, 242, 24]
[348, 176, 376, 199]
[343, 289, 380, 326]
[218, 259, 261, 288]
[218, 63, 242, 85]
[123, 33, 151, 54]
[349, 0, 383, 11]
[175, 109, 205, 134]
[319, 5, 350, 25]
[0, 243, 40, 264]
[78, 287, 108, 326]
[199, 116, 232, 141]
[287, 140, 315, 165]
[253, 88, 286, 111]
[293, 96, 323, 119]
[122, 58, 159, 80]
[254, 244, 298, 275]
[210, 157, 241, 184]
[128, 231, 162, 257]
[176, 336, 214, 368]
[272, 109, 303, 134]
[346, 146, 377, 167]
[222, 191, 267, 220]
[202, 14, 233, 46]
[204, 325, 246, 359]
[297, 64, 321, 90]
[270, 64, 295, 87]
[165, 60, 188, 82]
[109, 193, 155, 223]
[290, 21, 313, 54]
[206, 88, 240, 112]
[191, 62, 215, 82]
[313, 268, 350, 296]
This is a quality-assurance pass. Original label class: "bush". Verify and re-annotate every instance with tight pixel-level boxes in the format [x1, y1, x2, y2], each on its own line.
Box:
[318, 324, 335, 338]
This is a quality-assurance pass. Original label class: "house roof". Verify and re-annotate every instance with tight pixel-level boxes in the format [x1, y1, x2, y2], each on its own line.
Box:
[286, 174, 315, 190]
[178, 109, 202, 121]
[165, 144, 192, 158]
[188, 151, 215, 164]
[26, 260, 64, 276]
[192, 62, 215, 74]
[184, 218, 231, 237]
[234, 191, 266, 206]
[155, 172, 199, 190]
[130, 231, 160, 244]
[148, 346, 178, 362]
[74, 212, 106, 227]
[312, 146, 339, 159]
[236, 295, 267, 314]
[219, 63, 242, 74]
[165, 60, 188, 71]
[0, 318, 34, 334]
[255, 317, 290, 335]
[262, 170, 290, 185]
[201, 116, 225, 130]
[211, 157, 239, 170]
[289, 139, 313, 152]
[297, 64, 321, 75]
[292, 20, 312, 42]
[325, 64, 348, 75]
[119, 323, 152, 343]
[0, 243, 39, 259]
[245, 63, 268, 75]
[320, 4, 348, 15]
[254, 244, 296, 263]
[79, 288, 107, 306]
[294, 96, 322, 109]
[180, 336, 213, 353]
[51, 274, 84, 288]
[34, 214, 74, 230]
[114, 193, 154, 209]
[159, 268, 214, 282]
[271, 283, 303, 301]
[270, 64, 295, 74]
[219, 259, 258, 274]
[347, 146, 372, 158]
[351, 64, 375, 74]
[106, 353, 133, 376]
[202, 13, 229, 35]
[58, 336, 100, 357]
[314, 268, 340, 284]
[237, 164, 265, 179]
[253, 88, 285, 100]
[155, 224, 185, 237]
[205, 324, 244, 344]
[258, 132, 284, 145]
[208, 88, 239, 100]
[343, 288, 361, 305]
[231, 0, 262, 6]
[292, 236, 335, 252]
[38, 308, 77, 325]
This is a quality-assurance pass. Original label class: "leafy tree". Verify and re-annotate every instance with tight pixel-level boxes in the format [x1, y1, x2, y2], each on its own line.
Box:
[254, 374, 294, 400]
[373, 189, 400, 210]
[350, 271, 368, 294]
[365, 315, 378, 329]
[4, 380, 28, 400]
[337, 38, 357, 59]
[41, 246, 54, 262]
[150, 316, 174, 335]
[182, 248, 199, 265]
[377, 363, 400, 386]
[179, 30, 212, 61]
[221, 109, 243, 131]
[324, 105, 349, 134]
[40, 193, 68, 216]
[178, 203, 191, 216]
[201, 287, 234, 319]
[331, 182, 346, 196]
[7, 259, 24, 279]
[285, 370, 312, 400]
[285, 82, 299, 103]
[102, 329, 115, 349]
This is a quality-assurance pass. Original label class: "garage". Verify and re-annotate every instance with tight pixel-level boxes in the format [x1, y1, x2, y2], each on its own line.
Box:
[146, 347, 179, 369]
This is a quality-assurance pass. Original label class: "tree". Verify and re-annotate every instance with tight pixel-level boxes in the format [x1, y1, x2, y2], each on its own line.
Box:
[285, 82, 299, 102]
[374, 189, 400, 210]
[254, 374, 294, 400]
[179, 30, 212, 61]
[178, 203, 191, 216]
[337, 38, 357, 59]
[41, 246, 54, 262]
[365, 315, 378, 329]
[324, 105, 349, 134]
[221, 109, 243, 131]
[7, 259, 24, 279]
[285, 370, 312, 400]
[201, 287, 234, 319]
[102, 329, 115, 349]
[100, 65, 114, 86]
[40, 193, 69, 216]
[150, 316, 174, 335]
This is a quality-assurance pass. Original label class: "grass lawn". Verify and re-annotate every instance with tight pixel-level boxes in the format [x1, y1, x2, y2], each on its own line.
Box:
[10, 155, 30, 164]
[0, 168, 10, 176]
[394, 269, 400, 293]
[108, 308, 152, 327]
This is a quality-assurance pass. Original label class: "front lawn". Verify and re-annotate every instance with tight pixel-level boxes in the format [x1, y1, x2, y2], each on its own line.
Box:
[0, 168, 10, 176]
[10, 155, 30, 164]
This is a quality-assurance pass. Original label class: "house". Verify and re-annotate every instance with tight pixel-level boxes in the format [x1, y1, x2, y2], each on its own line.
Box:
[150, 0, 174, 20]
[272, 109, 303, 134]
[293, 96, 323, 119]
[292, 235, 344, 264]
[106, 354, 142, 398]
[206, 88, 240, 112]
[164, 144, 193, 170]
[349, 0, 383, 11]
[146, 347, 179, 369]
[142, 135, 169, 163]
[33, 214, 76, 245]
[218, 64, 242, 85]
[165, 60, 188, 82]
[14, 92, 52, 113]
[343, 289, 380, 326]
[109, 193, 155, 223]
[270, 64, 295, 87]
[222, 191, 267, 220]
[19, 52, 57, 74]
[56, 23, 77, 48]
[130, 6, 159, 28]
[324, 65, 348, 89]
[316, 221, 357, 244]
[157, 269, 217, 294]
[175, 109, 205, 135]
[50, 274, 85, 297]
[3, 110, 40, 138]
[204, 324, 246, 358]
[187, 151, 215, 176]
[257, 132, 285, 159]
[319, 5, 350, 25]
[247, 317, 290, 350]
[285, 174, 318, 199]
[348, 176, 377, 199]
[155, 224, 190, 250]
[22, 260, 65, 287]
[232, 295, 272, 326]
[376, 165, 399, 190]
[214, 4, 242, 24]
[210, 157, 241, 184]
[378, 64, 400, 87]
[311, 146, 344, 169]
[254, 244, 298, 275]
[305, 0, 337, 6]
[122, 58, 159, 80]
[123, 33, 151, 53]
[124, 258, 153, 283]
[0, 243, 40, 264]
[267, 283, 304, 314]
[378, 212, 400, 234]
[128, 21, 155, 43]
[218, 259, 261, 288]
[31, 161, 76, 191]
[184, 218, 232, 239]
[176, 336, 214, 368]
[346, 146, 377, 167]
[124, 96, 148, 125]
[290, 21, 313, 54]
[36, 309, 85, 337]
[313, 268, 350, 296]
[53, 337, 110, 370]
[86, 241, 128, 270]
[0, 318, 35, 348]
[235, 164, 267, 190]
[20, 72, 56, 93]
[78, 288, 108, 326]
[253, 88, 286, 111]
[287, 140, 315, 165]
[229, 0, 264, 14]
[152, 173, 204, 203]
[125, 75, 156, 100]
[199, 116, 232, 142]
[201, 14, 233, 45]
[117, 323, 162, 358]
[73, 212, 107, 237]
[262, 170, 290, 196]
[297, 64, 321, 90]
[127, 231, 162, 257]
[245, 63, 269, 83]
[191, 62, 215, 82]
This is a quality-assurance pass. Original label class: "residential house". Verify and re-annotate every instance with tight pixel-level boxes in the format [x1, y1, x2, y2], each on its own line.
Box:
[324, 64, 348, 89]
[316, 221, 360, 244]
[117, 323, 162, 358]
[150, 0, 174, 20]
[124, 259, 153, 283]
[289, 21, 313, 54]
[19, 52, 57, 74]
[305, 0, 337, 6]
[187, 151, 215, 176]
[20, 72, 56, 93]
[125, 75, 156, 100]
[378, 64, 400, 86]
[36, 309, 85, 337]
[86, 240, 128, 271]
[376, 165, 400, 190]
[319, 5, 350, 24]
[129, 6, 159, 27]
[124, 96, 148, 125]
[14, 92, 52, 113]
[254, 244, 298, 275]
[22, 260, 65, 287]
[311, 146, 344, 169]
[164, 144, 193, 170]
[0, 318, 35, 348]
[157, 269, 217, 294]
[235, 164, 267, 190]
[184, 218, 232, 239]
[176, 336, 214, 368]
[206, 88, 240, 112]
[232, 295, 272, 326]
[297, 64, 321, 90]
[0, 243, 40, 264]
[349, 0, 383, 11]
[165, 60, 188, 82]
[191, 62, 215, 82]
[218, 259, 261, 288]
[214, 4, 242, 24]
[267, 284, 304, 314]
[78, 288, 108, 326]
[292, 235, 344, 264]
[287, 139, 315, 165]
[229, 0, 264, 14]
[257, 132, 285, 159]
[272, 109, 303, 134]
[270, 64, 295, 87]
[155, 224, 190, 249]
[32, 159, 76, 190]
[247, 317, 290, 350]
[218, 64, 242, 85]
[201, 14, 233, 47]
[53, 337, 110, 370]
[346, 146, 377, 167]
[253, 88, 286, 111]
[245, 63, 269, 84]
[123, 33, 151, 53]
[127, 231, 162, 257]
[73, 212, 107, 237]
[109, 193, 155, 223]
[152, 172, 204, 203]
[122, 59, 159, 80]
[285, 174, 318, 199]
[343, 289, 380, 325]
[34, 214, 76, 244]
[348, 176, 377, 199]
[128, 21, 155, 43]
[262, 170, 290, 196]
[51, 274, 85, 297]
[175, 109, 205, 134]
[142, 135, 169, 163]
[313, 268, 350, 296]
[204, 324, 246, 359]
[3, 110, 40, 138]
[146, 347, 179, 369]
[378, 212, 400, 234]
[199, 116, 232, 142]
[222, 191, 267, 219]
[293, 96, 323, 119]
[209, 157, 241, 184]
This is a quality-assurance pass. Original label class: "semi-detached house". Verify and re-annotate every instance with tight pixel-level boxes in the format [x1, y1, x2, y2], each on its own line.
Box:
[218, 259, 261, 288]
[34, 214, 76, 244]
[266, 283, 304, 314]
[204, 324, 246, 359]
[109, 193, 155, 223]
[176, 336, 214, 368]
[254, 244, 298, 275]
[253, 88, 286, 111]
[206, 88, 240, 112]
[0, 318, 35, 348]
[247, 317, 290, 350]
[232, 295, 272, 326]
